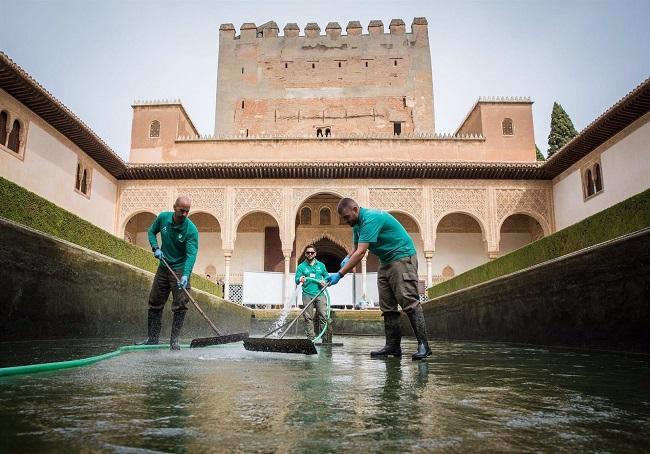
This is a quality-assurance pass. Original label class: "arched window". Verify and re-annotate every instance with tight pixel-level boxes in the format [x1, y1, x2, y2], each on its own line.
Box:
[502, 118, 514, 136]
[80, 169, 88, 194]
[316, 128, 323, 137]
[7, 120, 21, 152]
[320, 207, 331, 225]
[594, 163, 603, 193]
[149, 120, 160, 138]
[325, 128, 331, 137]
[300, 206, 312, 225]
[75, 163, 82, 190]
[0, 111, 7, 146]
[586, 169, 595, 196]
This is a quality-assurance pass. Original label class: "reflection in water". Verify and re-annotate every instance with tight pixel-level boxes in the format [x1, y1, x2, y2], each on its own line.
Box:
[0, 337, 649, 452]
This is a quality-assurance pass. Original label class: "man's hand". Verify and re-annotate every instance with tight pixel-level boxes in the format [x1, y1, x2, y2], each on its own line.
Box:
[325, 272, 342, 286]
[154, 248, 165, 260]
[319, 280, 327, 287]
[340, 256, 350, 268]
[178, 275, 188, 289]
[299, 276, 306, 284]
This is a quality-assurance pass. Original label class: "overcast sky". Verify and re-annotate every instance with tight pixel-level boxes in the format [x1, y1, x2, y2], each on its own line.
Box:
[1, 0, 648, 160]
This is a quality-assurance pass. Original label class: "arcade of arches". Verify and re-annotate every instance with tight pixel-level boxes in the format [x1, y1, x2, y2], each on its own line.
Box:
[119, 181, 553, 302]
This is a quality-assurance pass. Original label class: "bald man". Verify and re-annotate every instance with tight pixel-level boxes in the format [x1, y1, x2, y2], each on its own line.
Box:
[138, 196, 199, 350]
[326, 198, 431, 360]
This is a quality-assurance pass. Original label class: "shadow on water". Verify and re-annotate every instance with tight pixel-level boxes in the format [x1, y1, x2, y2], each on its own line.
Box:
[1, 337, 649, 452]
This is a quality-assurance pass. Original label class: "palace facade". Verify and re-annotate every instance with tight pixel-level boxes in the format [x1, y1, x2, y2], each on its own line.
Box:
[1, 18, 649, 305]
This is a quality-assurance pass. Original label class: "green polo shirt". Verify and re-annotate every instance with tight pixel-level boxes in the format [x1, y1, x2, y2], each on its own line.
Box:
[352, 207, 416, 264]
[148, 211, 199, 277]
[295, 259, 329, 296]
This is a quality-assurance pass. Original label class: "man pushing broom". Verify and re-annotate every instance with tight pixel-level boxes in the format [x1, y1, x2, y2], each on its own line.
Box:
[326, 198, 431, 360]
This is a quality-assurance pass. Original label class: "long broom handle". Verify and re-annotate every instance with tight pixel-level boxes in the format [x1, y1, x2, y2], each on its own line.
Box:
[278, 284, 329, 339]
[160, 257, 223, 336]
[262, 283, 303, 338]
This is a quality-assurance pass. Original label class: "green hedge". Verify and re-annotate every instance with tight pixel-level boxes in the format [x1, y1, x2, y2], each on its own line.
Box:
[0, 177, 223, 298]
[428, 188, 650, 299]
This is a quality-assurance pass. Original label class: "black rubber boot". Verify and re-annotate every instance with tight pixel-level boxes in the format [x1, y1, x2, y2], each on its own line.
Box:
[136, 309, 162, 345]
[170, 310, 186, 351]
[370, 312, 402, 357]
[406, 305, 432, 361]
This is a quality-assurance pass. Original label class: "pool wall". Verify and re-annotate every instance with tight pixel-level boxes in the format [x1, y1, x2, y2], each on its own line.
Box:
[421, 228, 650, 353]
[1, 218, 251, 341]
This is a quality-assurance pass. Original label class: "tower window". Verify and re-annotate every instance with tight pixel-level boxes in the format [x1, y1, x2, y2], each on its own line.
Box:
[149, 120, 160, 138]
[586, 169, 595, 197]
[338, 62, 341, 68]
[502, 118, 514, 136]
[316, 128, 323, 137]
[241, 67, 244, 74]
[394, 60, 398, 66]
[393, 122, 402, 136]
[365, 61, 368, 68]
[285, 62, 288, 69]
[594, 163, 603, 193]
[312, 63, 315, 69]
[0, 111, 7, 146]
[241, 100, 245, 109]
[325, 128, 331, 137]
[75, 160, 92, 197]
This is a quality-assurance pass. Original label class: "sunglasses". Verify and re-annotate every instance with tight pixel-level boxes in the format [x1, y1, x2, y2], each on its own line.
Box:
[305, 251, 316, 255]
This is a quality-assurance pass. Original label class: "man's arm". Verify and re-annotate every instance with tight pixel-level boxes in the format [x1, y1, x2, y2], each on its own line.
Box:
[182, 232, 198, 277]
[147, 215, 161, 250]
[338, 243, 369, 276]
[295, 263, 305, 285]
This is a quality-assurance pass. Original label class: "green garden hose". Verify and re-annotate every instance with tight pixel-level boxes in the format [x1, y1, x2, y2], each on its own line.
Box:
[0, 343, 197, 378]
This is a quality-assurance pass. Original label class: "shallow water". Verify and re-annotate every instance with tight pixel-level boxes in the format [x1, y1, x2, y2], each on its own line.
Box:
[1, 337, 649, 453]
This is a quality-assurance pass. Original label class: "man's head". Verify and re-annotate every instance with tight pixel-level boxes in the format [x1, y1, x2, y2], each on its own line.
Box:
[172, 196, 191, 223]
[337, 198, 360, 226]
[304, 245, 317, 262]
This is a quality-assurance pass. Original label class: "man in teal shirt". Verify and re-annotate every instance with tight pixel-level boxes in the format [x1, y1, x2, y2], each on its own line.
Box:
[295, 245, 330, 341]
[139, 196, 199, 350]
[326, 198, 431, 360]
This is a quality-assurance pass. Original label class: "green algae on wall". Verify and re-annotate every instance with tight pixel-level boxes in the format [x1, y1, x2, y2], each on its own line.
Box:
[0, 176, 222, 297]
[428, 188, 650, 299]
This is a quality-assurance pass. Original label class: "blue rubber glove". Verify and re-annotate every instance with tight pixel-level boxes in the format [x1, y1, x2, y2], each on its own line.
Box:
[326, 272, 343, 286]
[153, 248, 165, 260]
[340, 256, 350, 269]
[178, 275, 188, 289]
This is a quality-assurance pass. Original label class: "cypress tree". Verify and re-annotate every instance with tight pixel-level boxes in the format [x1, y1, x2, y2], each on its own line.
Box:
[535, 145, 545, 161]
[547, 102, 578, 158]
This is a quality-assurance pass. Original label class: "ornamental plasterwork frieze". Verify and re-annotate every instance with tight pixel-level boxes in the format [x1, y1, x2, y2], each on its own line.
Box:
[292, 187, 359, 212]
[234, 188, 283, 222]
[430, 188, 489, 227]
[369, 188, 423, 226]
[495, 188, 552, 233]
[176, 187, 225, 221]
[119, 187, 170, 227]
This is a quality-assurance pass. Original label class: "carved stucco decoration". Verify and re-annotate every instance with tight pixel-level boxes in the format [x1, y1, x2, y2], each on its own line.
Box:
[431, 188, 489, 232]
[292, 188, 359, 212]
[495, 188, 552, 234]
[369, 188, 423, 227]
[119, 187, 170, 229]
[177, 187, 225, 222]
[234, 188, 283, 222]
[295, 228, 353, 256]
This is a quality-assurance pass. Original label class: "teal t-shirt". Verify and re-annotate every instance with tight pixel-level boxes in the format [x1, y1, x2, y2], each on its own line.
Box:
[295, 259, 329, 296]
[148, 212, 199, 276]
[352, 207, 416, 264]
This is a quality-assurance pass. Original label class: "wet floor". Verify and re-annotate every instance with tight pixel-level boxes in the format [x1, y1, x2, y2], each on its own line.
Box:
[1, 336, 649, 453]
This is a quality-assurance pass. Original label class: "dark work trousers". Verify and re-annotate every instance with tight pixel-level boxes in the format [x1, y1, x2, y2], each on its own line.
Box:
[301, 292, 329, 339]
[377, 254, 421, 315]
[148, 266, 191, 314]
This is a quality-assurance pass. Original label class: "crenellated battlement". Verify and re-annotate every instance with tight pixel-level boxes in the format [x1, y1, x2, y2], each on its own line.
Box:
[218, 18, 428, 40]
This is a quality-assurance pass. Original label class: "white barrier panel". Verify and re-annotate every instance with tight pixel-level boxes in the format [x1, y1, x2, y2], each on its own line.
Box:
[242, 271, 285, 306]
[242, 271, 380, 307]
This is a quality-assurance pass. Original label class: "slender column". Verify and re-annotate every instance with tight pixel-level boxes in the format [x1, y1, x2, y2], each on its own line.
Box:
[223, 250, 232, 300]
[424, 251, 434, 287]
[361, 252, 368, 303]
[283, 249, 292, 305]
